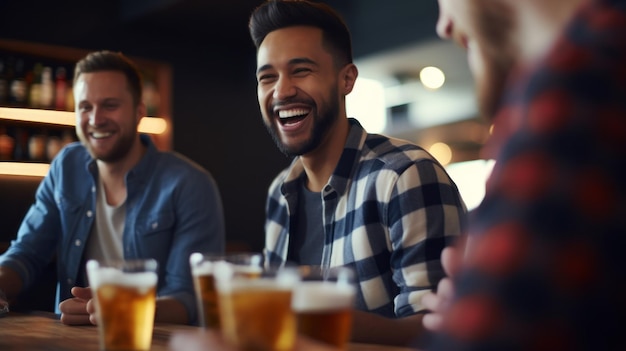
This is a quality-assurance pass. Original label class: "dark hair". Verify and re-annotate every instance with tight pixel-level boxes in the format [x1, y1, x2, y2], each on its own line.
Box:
[249, 0, 353, 67]
[73, 50, 143, 106]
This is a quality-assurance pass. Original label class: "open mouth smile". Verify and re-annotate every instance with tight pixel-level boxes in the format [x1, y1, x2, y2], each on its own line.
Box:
[277, 108, 311, 125]
[90, 131, 114, 139]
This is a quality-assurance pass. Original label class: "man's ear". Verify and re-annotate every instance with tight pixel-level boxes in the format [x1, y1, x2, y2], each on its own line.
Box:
[340, 63, 359, 95]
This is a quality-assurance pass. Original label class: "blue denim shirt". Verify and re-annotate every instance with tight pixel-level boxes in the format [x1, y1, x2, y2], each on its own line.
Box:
[0, 135, 225, 323]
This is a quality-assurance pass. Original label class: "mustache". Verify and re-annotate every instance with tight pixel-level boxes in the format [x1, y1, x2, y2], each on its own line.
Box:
[271, 98, 314, 109]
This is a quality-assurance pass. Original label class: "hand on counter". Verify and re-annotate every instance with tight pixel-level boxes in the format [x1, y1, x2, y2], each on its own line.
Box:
[59, 286, 97, 325]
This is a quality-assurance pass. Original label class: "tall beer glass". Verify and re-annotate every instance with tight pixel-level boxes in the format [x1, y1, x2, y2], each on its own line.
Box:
[189, 252, 263, 329]
[86, 259, 158, 351]
[293, 266, 356, 349]
[215, 262, 300, 351]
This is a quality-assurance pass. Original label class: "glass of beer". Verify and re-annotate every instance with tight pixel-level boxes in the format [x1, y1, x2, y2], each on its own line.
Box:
[189, 252, 263, 329]
[214, 262, 300, 351]
[293, 266, 356, 349]
[86, 259, 158, 351]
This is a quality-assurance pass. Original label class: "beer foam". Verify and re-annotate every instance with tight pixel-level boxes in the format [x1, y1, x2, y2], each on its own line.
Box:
[292, 282, 355, 311]
[192, 260, 262, 276]
[192, 260, 218, 276]
[88, 266, 157, 291]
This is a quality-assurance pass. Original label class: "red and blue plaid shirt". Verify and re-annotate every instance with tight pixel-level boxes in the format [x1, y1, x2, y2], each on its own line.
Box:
[431, 0, 626, 349]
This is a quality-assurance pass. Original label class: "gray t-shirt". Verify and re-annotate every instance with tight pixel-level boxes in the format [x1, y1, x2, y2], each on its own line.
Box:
[287, 180, 323, 265]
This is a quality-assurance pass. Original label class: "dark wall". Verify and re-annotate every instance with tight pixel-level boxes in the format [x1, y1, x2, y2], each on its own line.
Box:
[328, 0, 439, 57]
[0, 0, 438, 252]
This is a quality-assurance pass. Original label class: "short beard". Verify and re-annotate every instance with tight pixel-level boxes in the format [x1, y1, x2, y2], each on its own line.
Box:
[81, 132, 136, 163]
[265, 87, 340, 157]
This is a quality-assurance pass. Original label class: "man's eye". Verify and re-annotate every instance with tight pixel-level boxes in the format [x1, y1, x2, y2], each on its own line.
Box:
[293, 68, 311, 75]
[258, 74, 277, 83]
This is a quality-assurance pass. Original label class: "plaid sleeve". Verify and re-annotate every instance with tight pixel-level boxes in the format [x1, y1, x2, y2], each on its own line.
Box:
[388, 156, 466, 317]
[264, 169, 291, 265]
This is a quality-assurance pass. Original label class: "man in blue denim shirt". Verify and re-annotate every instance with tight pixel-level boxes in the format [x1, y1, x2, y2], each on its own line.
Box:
[0, 51, 225, 325]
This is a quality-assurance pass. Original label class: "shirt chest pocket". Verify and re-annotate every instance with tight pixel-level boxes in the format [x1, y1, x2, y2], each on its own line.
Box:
[55, 191, 84, 235]
[135, 212, 176, 239]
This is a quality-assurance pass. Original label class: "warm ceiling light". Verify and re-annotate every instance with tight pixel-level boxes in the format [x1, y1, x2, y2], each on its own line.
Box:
[419, 66, 446, 90]
[429, 142, 452, 165]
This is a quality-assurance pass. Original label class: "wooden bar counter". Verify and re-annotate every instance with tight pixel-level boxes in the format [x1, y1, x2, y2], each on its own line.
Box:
[0, 311, 419, 351]
[0, 311, 189, 351]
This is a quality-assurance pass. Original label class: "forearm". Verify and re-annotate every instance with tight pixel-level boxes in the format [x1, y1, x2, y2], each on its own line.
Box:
[155, 296, 189, 324]
[0, 265, 24, 300]
[350, 310, 425, 346]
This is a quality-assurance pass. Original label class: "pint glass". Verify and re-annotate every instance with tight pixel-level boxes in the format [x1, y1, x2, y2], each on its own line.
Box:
[86, 259, 158, 351]
[292, 266, 355, 349]
[215, 262, 299, 351]
[189, 252, 263, 329]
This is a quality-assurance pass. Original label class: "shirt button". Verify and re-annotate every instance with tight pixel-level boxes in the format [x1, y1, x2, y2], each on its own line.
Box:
[151, 222, 158, 229]
[92, 186, 96, 193]
[75, 239, 81, 247]
[86, 210, 93, 218]
[67, 278, 73, 285]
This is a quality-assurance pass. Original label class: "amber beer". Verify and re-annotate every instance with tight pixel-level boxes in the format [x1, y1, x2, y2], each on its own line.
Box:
[189, 253, 262, 329]
[87, 259, 158, 351]
[215, 263, 299, 351]
[293, 281, 355, 348]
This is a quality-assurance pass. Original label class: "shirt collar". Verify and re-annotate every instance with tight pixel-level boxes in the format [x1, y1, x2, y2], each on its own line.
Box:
[85, 134, 157, 184]
[281, 118, 367, 198]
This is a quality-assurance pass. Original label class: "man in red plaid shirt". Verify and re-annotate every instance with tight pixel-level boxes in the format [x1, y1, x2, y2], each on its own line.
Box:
[423, 0, 626, 350]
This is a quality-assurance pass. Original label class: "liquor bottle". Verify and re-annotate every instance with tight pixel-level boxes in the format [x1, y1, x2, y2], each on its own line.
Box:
[28, 130, 47, 162]
[0, 126, 15, 161]
[46, 133, 62, 161]
[40, 66, 54, 109]
[54, 67, 68, 111]
[9, 58, 28, 107]
[29, 62, 43, 108]
[66, 83, 75, 111]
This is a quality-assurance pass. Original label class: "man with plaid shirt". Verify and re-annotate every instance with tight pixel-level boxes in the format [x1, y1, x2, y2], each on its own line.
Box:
[249, 0, 467, 346]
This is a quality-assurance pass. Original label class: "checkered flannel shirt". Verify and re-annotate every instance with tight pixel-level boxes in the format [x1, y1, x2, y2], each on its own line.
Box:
[265, 118, 467, 318]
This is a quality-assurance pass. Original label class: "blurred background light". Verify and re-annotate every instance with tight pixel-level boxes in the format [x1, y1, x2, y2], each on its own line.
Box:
[419, 66, 445, 90]
[346, 77, 386, 133]
[428, 142, 452, 165]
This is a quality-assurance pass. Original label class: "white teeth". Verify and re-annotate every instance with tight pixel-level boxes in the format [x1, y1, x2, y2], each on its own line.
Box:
[91, 131, 112, 139]
[278, 109, 309, 119]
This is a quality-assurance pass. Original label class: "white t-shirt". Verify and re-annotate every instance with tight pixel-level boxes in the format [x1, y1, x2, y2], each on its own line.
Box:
[84, 176, 126, 263]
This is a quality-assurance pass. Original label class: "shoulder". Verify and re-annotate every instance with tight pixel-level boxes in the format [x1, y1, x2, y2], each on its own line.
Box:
[151, 150, 218, 187]
[49, 142, 91, 170]
[361, 133, 439, 170]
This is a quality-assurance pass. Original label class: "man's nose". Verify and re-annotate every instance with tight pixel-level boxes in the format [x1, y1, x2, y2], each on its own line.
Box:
[88, 108, 105, 127]
[273, 75, 297, 100]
